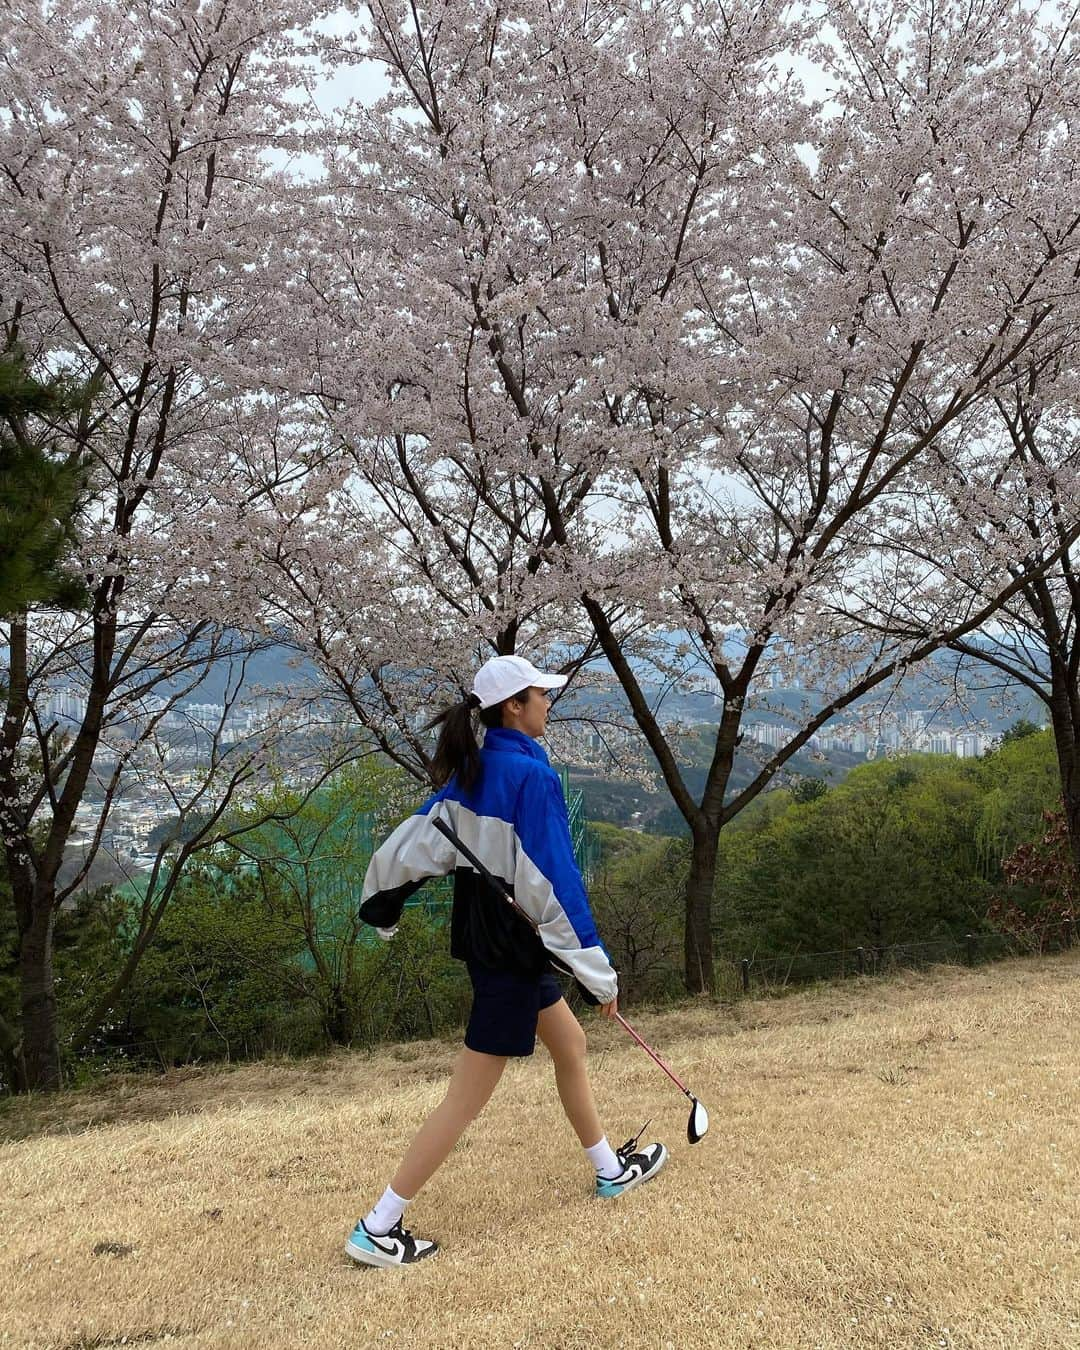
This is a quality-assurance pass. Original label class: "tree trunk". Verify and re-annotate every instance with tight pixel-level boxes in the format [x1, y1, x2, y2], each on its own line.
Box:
[0, 1010, 25, 1095]
[18, 902, 61, 1092]
[1047, 668, 1080, 877]
[684, 822, 719, 994]
[3, 603, 116, 1092]
[1051, 732, 1080, 876]
[323, 985, 354, 1045]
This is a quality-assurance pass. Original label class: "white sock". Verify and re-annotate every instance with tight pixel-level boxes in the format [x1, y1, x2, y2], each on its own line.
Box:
[364, 1185, 411, 1236]
[585, 1136, 623, 1180]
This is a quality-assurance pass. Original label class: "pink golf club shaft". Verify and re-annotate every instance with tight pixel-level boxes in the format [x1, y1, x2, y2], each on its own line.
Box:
[613, 1011, 692, 1099]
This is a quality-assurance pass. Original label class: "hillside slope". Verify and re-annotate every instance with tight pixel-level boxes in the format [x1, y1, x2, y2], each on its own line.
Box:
[2, 954, 1078, 1349]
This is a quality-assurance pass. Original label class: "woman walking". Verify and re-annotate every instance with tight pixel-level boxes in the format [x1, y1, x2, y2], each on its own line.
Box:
[346, 654, 667, 1267]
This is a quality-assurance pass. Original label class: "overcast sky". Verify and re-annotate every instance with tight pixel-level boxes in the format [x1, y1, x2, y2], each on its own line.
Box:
[298, 5, 833, 151]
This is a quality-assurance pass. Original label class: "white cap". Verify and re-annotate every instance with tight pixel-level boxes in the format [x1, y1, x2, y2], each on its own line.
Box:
[472, 655, 568, 709]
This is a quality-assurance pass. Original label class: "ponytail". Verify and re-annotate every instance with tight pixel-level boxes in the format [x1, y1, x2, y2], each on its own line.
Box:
[426, 693, 502, 790]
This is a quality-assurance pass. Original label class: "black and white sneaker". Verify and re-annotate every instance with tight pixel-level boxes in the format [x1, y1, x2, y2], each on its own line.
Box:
[595, 1123, 668, 1199]
[344, 1217, 438, 1267]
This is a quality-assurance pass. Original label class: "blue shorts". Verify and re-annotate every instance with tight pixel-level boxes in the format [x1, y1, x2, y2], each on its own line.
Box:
[464, 961, 564, 1057]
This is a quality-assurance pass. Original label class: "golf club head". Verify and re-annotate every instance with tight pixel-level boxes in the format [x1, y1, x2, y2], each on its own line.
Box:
[687, 1096, 709, 1144]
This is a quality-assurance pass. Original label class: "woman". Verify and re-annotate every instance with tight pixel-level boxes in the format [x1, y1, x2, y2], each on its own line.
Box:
[345, 653, 667, 1267]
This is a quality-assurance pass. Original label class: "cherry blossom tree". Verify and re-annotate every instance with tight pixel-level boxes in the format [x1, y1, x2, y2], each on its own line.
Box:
[881, 341, 1080, 874]
[247, 0, 797, 831]
[229, 396, 625, 781]
[0, 0, 350, 1092]
[546, 0, 1080, 990]
[273, 0, 1080, 993]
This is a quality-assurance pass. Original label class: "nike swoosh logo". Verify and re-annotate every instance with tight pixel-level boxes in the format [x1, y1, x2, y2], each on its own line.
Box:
[366, 1233, 404, 1257]
[609, 1167, 642, 1185]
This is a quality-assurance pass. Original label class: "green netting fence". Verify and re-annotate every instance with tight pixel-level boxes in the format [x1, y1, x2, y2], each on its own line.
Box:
[115, 769, 598, 965]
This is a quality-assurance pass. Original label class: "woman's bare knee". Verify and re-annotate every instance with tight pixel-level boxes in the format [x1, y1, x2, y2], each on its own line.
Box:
[441, 1047, 506, 1124]
[538, 999, 587, 1068]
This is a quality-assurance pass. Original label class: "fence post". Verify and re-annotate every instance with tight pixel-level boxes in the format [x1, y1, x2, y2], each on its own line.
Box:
[965, 933, 976, 967]
[740, 958, 750, 993]
[856, 946, 865, 976]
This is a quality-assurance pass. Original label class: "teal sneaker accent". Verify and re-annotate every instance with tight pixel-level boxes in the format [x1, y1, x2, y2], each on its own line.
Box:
[349, 1225, 378, 1253]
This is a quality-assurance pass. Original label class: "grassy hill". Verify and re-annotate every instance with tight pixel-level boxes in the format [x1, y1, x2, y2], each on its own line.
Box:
[2, 954, 1078, 1349]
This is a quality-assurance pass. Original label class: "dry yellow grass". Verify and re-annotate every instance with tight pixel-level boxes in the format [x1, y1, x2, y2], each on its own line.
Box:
[2, 953, 1078, 1350]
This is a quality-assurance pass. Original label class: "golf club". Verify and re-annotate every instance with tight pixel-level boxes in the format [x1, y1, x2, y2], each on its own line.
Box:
[431, 814, 709, 1144]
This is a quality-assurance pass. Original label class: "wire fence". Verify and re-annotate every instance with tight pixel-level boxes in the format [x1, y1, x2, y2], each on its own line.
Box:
[722, 917, 1079, 996]
[59, 919, 1079, 1069]
[4, 915, 1062, 1102]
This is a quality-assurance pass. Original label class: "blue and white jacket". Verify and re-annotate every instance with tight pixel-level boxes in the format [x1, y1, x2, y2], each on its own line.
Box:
[358, 727, 618, 1005]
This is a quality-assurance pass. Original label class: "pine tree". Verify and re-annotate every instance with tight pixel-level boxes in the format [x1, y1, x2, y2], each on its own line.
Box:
[0, 350, 88, 618]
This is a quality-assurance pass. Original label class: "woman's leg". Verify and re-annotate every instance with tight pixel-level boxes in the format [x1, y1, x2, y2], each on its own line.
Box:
[536, 997, 604, 1147]
[390, 1046, 507, 1199]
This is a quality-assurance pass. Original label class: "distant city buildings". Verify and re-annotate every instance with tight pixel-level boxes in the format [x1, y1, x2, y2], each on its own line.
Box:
[41, 686, 303, 739]
[44, 686, 88, 723]
[39, 669, 1035, 905]
[38, 684, 338, 896]
[742, 708, 997, 760]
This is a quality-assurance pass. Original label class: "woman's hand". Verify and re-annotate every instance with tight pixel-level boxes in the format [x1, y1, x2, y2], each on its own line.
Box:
[598, 997, 618, 1019]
